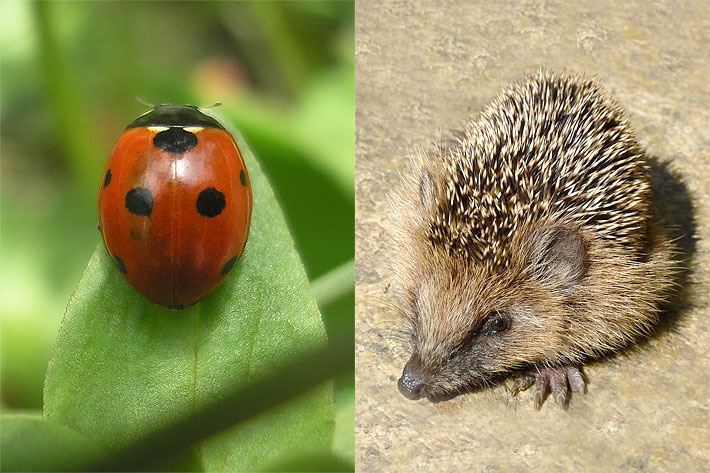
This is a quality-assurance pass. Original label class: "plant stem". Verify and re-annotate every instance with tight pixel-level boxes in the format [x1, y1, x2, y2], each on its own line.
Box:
[311, 259, 354, 309]
[33, 1, 101, 199]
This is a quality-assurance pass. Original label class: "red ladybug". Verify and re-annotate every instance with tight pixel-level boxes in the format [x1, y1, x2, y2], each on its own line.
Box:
[98, 104, 252, 309]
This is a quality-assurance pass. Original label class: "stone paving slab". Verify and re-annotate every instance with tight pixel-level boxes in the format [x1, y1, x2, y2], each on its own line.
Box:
[355, 2, 709, 471]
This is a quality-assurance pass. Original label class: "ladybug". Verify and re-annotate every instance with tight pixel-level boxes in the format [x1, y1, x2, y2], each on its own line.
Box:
[98, 104, 253, 309]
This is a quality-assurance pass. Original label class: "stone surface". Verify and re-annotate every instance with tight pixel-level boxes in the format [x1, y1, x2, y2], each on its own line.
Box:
[355, 1, 709, 472]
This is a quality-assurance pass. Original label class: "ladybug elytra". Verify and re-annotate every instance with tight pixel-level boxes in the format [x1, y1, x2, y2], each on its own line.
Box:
[98, 104, 253, 309]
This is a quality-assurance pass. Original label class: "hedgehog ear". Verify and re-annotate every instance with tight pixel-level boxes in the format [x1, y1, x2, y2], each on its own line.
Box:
[529, 225, 588, 289]
[419, 170, 436, 210]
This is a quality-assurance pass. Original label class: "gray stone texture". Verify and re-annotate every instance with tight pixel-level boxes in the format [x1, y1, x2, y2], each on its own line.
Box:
[355, 1, 709, 472]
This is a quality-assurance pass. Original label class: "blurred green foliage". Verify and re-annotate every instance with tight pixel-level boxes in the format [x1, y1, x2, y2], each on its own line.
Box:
[0, 0, 353, 469]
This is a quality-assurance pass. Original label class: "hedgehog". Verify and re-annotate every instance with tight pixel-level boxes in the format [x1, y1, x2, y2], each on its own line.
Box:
[388, 71, 677, 409]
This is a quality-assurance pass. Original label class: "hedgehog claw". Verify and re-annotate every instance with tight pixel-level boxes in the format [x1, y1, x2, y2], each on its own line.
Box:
[512, 366, 586, 409]
[508, 373, 535, 396]
[566, 366, 586, 393]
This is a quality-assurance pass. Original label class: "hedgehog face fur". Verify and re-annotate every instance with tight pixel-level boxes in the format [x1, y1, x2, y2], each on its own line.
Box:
[389, 72, 676, 406]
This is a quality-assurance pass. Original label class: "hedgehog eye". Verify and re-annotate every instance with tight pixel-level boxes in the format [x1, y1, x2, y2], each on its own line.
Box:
[483, 313, 510, 335]
[454, 312, 511, 356]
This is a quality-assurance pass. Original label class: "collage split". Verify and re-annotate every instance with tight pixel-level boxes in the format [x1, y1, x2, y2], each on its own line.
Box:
[1, 1, 708, 472]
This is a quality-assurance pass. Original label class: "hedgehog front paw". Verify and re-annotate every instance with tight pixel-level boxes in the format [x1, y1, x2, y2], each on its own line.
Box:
[509, 365, 586, 409]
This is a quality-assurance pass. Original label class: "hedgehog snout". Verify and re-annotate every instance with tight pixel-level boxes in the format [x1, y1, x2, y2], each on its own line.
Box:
[398, 356, 427, 400]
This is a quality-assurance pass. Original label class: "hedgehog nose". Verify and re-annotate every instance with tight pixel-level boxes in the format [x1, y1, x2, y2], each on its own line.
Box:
[398, 357, 426, 400]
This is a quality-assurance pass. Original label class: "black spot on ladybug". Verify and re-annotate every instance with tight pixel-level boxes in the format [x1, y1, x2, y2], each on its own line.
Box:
[113, 255, 127, 273]
[125, 187, 154, 216]
[153, 128, 198, 153]
[103, 169, 112, 188]
[240, 170, 247, 187]
[221, 256, 238, 275]
[196, 187, 226, 217]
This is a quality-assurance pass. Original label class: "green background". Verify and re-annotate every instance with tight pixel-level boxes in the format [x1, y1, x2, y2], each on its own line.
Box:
[0, 0, 354, 469]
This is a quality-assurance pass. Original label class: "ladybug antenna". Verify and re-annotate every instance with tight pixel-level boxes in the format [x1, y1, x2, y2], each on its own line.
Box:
[201, 102, 222, 109]
[134, 96, 155, 108]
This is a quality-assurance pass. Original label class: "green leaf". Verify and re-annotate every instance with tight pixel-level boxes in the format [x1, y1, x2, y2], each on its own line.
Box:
[85, 324, 352, 471]
[0, 415, 100, 472]
[42, 127, 334, 471]
[258, 452, 354, 472]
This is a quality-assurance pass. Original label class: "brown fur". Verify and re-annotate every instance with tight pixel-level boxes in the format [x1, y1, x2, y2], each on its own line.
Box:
[387, 71, 677, 399]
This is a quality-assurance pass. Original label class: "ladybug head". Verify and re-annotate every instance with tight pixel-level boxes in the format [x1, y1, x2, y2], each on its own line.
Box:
[127, 104, 224, 130]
